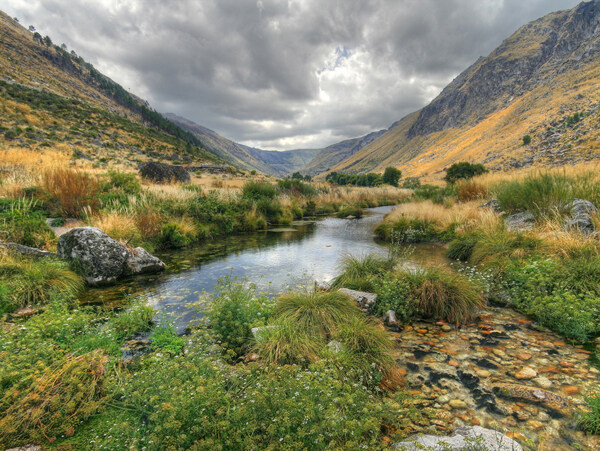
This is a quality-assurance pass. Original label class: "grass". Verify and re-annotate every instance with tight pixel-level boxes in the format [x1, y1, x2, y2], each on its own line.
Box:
[253, 319, 323, 366]
[579, 392, 600, 435]
[332, 253, 397, 291]
[41, 168, 101, 218]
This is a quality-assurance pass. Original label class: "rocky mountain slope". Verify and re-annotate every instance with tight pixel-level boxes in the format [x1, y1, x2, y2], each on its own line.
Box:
[165, 113, 319, 176]
[329, 1, 600, 180]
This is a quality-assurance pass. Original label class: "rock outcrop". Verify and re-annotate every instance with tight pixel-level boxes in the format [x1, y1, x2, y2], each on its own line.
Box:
[505, 211, 535, 232]
[139, 161, 190, 183]
[394, 426, 523, 450]
[57, 227, 164, 286]
[564, 198, 598, 233]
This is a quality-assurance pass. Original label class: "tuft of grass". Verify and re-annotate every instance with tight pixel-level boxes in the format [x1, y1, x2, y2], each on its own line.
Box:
[241, 181, 278, 200]
[579, 392, 600, 434]
[253, 319, 322, 366]
[401, 267, 484, 325]
[332, 253, 396, 291]
[273, 291, 361, 337]
[456, 179, 488, 202]
[446, 232, 481, 261]
[41, 168, 101, 217]
[0, 252, 84, 314]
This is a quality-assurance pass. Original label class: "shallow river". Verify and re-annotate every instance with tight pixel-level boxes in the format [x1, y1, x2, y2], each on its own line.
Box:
[81, 206, 447, 329]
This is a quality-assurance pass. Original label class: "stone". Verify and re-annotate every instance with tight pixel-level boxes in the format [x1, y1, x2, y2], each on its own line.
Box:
[479, 199, 502, 212]
[442, 325, 452, 332]
[515, 367, 537, 380]
[476, 370, 491, 378]
[562, 385, 580, 395]
[0, 242, 57, 259]
[384, 310, 398, 327]
[449, 399, 467, 409]
[139, 161, 190, 183]
[124, 247, 166, 275]
[518, 353, 532, 361]
[6, 446, 42, 451]
[337, 288, 377, 310]
[505, 211, 535, 232]
[58, 227, 164, 286]
[493, 383, 570, 413]
[533, 376, 553, 389]
[394, 426, 523, 450]
[563, 199, 599, 234]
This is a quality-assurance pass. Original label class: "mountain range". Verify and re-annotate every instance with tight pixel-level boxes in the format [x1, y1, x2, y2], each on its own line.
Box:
[1, 1, 600, 179]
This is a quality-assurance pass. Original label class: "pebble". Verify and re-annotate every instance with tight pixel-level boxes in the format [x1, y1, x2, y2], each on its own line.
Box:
[534, 376, 553, 389]
[442, 325, 452, 332]
[518, 353, 532, 361]
[476, 370, 491, 378]
[515, 367, 537, 380]
[449, 399, 468, 409]
[562, 385, 580, 395]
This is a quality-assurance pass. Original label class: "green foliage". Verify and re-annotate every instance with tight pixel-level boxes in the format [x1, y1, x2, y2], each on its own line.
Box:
[105, 170, 141, 194]
[332, 253, 396, 292]
[579, 392, 600, 434]
[446, 232, 481, 261]
[413, 184, 456, 204]
[151, 324, 185, 354]
[370, 274, 414, 319]
[158, 223, 195, 249]
[402, 177, 422, 189]
[0, 198, 56, 249]
[253, 319, 322, 366]
[326, 171, 383, 187]
[277, 178, 317, 196]
[0, 254, 83, 314]
[494, 171, 600, 218]
[241, 180, 278, 200]
[208, 278, 273, 359]
[375, 217, 437, 243]
[382, 167, 402, 187]
[335, 206, 363, 219]
[444, 162, 488, 184]
[522, 134, 532, 145]
[272, 291, 361, 337]
[110, 303, 154, 340]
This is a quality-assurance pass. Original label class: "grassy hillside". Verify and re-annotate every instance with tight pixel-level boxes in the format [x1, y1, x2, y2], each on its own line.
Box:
[0, 11, 220, 169]
[329, 1, 600, 182]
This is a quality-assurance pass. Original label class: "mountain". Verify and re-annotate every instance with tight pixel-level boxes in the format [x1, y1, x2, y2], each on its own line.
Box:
[164, 113, 319, 176]
[0, 11, 220, 168]
[329, 1, 600, 180]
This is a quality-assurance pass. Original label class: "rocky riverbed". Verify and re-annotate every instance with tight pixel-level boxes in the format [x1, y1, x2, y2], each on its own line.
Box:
[389, 307, 600, 450]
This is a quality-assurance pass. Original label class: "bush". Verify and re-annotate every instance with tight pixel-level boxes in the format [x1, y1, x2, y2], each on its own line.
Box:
[241, 181, 278, 200]
[277, 179, 317, 196]
[522, 134, 532, 145]
[371, 274, 413, 319]
[208, 278, 273, 358]
[158, 222, 195, 249]
[273, 291, 361, 338]
[105, 170, 141, 194]
[444, 162, 487, 184]
[41, 168, 100, 217]
[382, 167, 402, 187]
[402, 177, 421, 189]
[446, 232, 480, 261]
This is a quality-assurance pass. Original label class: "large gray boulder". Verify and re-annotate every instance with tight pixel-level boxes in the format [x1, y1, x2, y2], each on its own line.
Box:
[394, 426, 523, 450]
[58, 227, 164, 286]
[139, 161, 190, 183]
[505, 211, 535, 232]
[564, 199, 598, 234]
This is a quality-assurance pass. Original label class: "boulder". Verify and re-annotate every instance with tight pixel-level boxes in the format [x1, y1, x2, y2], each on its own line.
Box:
[125, 247, 166, 275]
[338, 288, 377, 310]
[0, 242, 57, 259]
[139, 161, 190, 183]
[505, 211, 535, 232]
[394, 426, 523, 450]
[58, 227, 164, 286]
[564, 199, 598, 234]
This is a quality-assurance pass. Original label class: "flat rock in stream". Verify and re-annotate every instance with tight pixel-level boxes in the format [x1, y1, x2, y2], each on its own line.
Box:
[394, 426, 523, 450]
[337, 288, 377, 310]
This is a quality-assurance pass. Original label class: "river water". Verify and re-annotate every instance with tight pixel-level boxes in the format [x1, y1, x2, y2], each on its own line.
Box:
[81, 206, 447, 329]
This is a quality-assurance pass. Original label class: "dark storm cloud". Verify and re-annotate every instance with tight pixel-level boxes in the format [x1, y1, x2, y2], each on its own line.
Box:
[5, 0, 581, 149]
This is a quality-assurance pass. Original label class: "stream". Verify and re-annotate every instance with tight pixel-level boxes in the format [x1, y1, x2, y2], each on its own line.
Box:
[79, 206, 599, 449]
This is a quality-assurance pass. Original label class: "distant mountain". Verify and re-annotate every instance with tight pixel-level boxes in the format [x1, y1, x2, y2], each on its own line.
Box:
[165, 113, 319, 176]
[330, 1, 600, 179]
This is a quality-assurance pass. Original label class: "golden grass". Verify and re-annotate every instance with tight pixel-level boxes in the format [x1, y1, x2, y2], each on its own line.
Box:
[42, 168, 101, 217]
[383, 200, 485, 231]
[92, 211, 139, 242]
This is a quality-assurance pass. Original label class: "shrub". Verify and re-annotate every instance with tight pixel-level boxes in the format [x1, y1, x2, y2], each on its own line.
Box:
[158, 222, 195, 249]
[0, 198, 56, 249]
[332, 253, 396, 291]
[382, 167, 402, 187]
[402, 267, 484, 325]
[277, 179, 317, 196]
[413, 184, 454, 204]
[151, 324, 185, 354]
[241, 181, 277, 200]
[273, 291, 361, 338]
[208, 278, 273, 358]
[0, 254, 83, 314]
[522, 134, 531, 145]
[41, 168, 100, 217]
[402, 177, 421, 189]
[456, 180, 488, 202]
[105, 170, 141, 194]
[371, 274, 413, 319]
[444, 162, 487, 184]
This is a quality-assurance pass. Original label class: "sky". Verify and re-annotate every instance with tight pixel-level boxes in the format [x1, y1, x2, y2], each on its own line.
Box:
[4, 0, 581, 150]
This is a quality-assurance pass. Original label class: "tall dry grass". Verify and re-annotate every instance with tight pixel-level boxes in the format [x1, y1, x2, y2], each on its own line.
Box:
[42, 168, 101, 217]
[383, 200, 485, 232]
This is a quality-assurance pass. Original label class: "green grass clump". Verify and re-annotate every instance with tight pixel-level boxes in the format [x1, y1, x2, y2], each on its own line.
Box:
[579, 392, 600, 434]
[446, 232, 481, 261]
[332, 253, 396, 291]
[0, 253, 84, 314]
[277, 179, 317, 196]
[0, 198, 56, 249]
[253, 319, 322, 366]
[241, 180, 278, 200]
[272, 291, 361, 337]
[110, 303, 154, 340]
[375, 217, 437, 243]
[150, 324, 185, 354]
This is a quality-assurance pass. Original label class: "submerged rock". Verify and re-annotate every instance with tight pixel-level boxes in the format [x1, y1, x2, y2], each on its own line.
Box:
[493, 383, 570, 413]
[338, 288, 377, 310]
[58, 227, 165, 286]
[505, 211, 535, 232]
[394, 426, 523, 450]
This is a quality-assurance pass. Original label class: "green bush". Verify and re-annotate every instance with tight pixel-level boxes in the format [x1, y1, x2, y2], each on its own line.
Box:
[105, 170, 141, 194]
[241, 181, 278, 200]
[371, 274, 413, 320]
[208, 278, 273, 358]
[277, 179, 317, 196]
[522, 134, 532, 145]
[382, 167, 402, 187]
[158, 223, 195, 249]
[444, 162, 487, 184]
[151, 324, 185, 354]
[413, 184, 455, 204]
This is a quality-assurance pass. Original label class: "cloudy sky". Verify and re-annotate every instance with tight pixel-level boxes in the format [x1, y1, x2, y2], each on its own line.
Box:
[5, 0, 580, 150]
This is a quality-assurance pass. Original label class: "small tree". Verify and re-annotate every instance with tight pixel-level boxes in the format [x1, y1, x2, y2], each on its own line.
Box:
[28, 25, 36, 32]
[43, 35, 52, 46]
[291, 172, 303, 180]
[382, 167, 402, 187]
[444, 162, 487, 184]
[522, 134, 531, 145]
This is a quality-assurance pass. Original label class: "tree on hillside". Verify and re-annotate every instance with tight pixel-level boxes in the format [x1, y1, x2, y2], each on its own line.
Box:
[382, 167, 402, 186]
[444, 162, 487, 183]
[291, 172, 303, 180]
[43, 35, 52, 46]
[28, 25, 36, 32]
